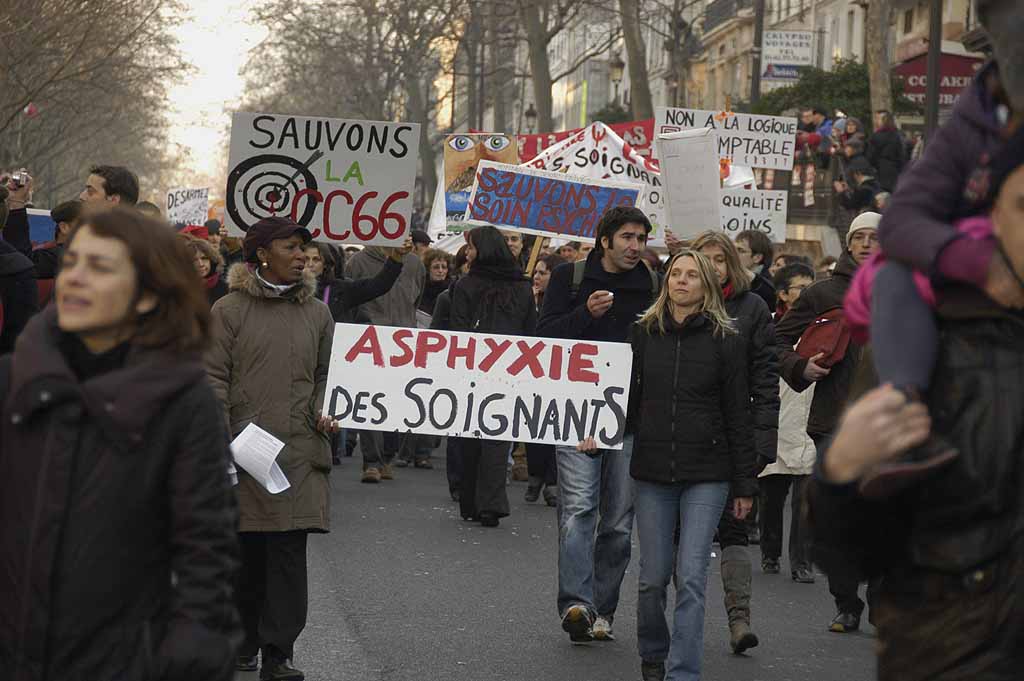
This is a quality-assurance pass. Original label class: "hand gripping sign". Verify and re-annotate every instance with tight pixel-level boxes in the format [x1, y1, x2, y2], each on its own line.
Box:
[321, 324, 634, 449]
[225, 113, 420, 246]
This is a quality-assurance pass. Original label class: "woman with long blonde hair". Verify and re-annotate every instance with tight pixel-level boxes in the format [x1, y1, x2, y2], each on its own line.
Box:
[581, 249, 754, 681]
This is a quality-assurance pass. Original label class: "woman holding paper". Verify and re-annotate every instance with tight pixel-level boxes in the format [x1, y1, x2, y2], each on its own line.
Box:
[0, 208, 240, 681]
[205, 216, 338, 680]
[579, 250, 754, 681]
[449, 225, 537, 527]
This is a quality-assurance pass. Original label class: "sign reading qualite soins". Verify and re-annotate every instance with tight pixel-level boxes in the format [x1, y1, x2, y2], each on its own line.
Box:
[655, 108, 798, 170]
[225, 113, 420, 246]
[322, 324, 633, 449]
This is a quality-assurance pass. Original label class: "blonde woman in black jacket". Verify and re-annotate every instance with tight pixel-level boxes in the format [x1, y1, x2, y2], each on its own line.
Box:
[582, 249, 754, 681]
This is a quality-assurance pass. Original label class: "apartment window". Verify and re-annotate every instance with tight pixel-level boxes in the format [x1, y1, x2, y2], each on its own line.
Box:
[846, 10, 855, 56]
[903, 8, 913, 34]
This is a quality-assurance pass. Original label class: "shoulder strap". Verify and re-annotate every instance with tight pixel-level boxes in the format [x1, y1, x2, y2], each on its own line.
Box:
[569, 259, 587, 298]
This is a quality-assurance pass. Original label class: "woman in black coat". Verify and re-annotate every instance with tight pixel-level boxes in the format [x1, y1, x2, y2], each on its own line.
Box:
[580, 249, 753, 681]
[449, 226, 536, 527]
[691, 230, 780, 652]
[0, 208, 239, 681]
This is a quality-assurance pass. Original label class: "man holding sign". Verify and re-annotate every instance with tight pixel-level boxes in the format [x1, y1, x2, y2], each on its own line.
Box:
[538, 206, 661, 644]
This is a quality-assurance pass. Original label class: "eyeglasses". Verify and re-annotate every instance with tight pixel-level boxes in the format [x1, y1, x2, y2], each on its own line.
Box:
[786, 284, 810, 293]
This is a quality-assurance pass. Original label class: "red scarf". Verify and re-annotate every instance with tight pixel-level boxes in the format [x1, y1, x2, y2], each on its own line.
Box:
[722, 281, 735, 301]
[204, 272, 221, 290]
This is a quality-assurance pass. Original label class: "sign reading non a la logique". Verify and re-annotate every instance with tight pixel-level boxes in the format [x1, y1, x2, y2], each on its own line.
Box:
[464, 161, 643, 243]
[225, 113, 420, 246]
[322, 324, 633, 449]
[655, 107, 798, 170]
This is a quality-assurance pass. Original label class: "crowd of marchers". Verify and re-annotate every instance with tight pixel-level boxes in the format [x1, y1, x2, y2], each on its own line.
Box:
[1, 3, 1024, 678]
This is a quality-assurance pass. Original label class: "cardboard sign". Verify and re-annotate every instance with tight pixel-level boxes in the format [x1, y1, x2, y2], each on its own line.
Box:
[166, 187, 209, 228]
[322, 324, 633, 449]
[442, 133, 519, 233]
[522, 122, 667, 242]
[656, 129, 722, 239]
[464, 161, 643, 242]
[720, 189, 789, 243]
[655, 108, 798, 170]
[225, 112, 420, 245]
[514, 119, 655, 162]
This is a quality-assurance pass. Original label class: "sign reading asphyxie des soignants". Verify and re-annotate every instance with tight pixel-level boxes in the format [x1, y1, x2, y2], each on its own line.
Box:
[166, 187, 209, 228]
[655, 107, 798, 170]
[464, 161, 643, 243]
[225, 113, 420, 246]
[322, 324, 633, 449]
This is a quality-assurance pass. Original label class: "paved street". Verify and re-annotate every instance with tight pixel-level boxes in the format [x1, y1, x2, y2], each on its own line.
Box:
[240, 451, 876, 681]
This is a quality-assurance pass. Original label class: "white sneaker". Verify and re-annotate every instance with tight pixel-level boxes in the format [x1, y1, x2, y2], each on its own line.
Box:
[592, 616, 615, 641]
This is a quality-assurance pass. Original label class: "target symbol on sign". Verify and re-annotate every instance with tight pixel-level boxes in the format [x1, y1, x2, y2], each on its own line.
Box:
[226, 150, 323, 231]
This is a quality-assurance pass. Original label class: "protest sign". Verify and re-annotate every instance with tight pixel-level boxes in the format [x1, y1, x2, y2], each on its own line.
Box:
[225, 112, 420, 246]
[322, 324, 633, 449]
[522, 122, 667, 241]
[656, 129, 722, 239]
[514, 119, 655, 163]
[720, 189, 789, 243]
[442, 133, 519, 233]
[166, 187, 209, 228]
[655, 107, 798, 170]
[464, 161, 643, 242]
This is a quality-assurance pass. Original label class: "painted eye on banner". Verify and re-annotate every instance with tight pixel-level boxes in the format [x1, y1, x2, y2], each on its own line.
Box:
[448, 135, 474, 152]
[484, 135, 511, 152]
[225, 154, 319, 232]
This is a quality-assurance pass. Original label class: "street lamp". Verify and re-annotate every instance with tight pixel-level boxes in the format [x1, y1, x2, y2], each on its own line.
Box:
[610, 52, 626, 104]
[525, 103, 538, 133]
[666, 74, 680, 107]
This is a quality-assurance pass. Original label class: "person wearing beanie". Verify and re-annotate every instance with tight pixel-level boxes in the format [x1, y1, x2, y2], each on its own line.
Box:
[204, 215, 337, 680]
[774, 210, 880, 635]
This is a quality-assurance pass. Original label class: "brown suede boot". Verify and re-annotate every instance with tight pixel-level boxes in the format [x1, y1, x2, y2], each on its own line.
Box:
[722, 545, 759, 654]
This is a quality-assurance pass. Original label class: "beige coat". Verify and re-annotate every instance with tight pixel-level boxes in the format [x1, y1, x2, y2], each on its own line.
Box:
[207, 264, 335, 532]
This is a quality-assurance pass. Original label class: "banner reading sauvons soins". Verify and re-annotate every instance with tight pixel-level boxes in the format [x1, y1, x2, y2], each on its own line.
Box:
[321, 324, 633, 449]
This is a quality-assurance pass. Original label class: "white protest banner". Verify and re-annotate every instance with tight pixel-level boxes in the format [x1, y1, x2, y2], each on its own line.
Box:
[522, 122, 667, 241]
[720, 189, 789, 243]
[464, 161, 644, 243]
[655, 107, 798, 170]
[166, 187, 209, 228]
[762, 31, 815, 81]
[656, 129, 722, 240]
[225, 112, 420, 246]
[322, 324, 632, 449]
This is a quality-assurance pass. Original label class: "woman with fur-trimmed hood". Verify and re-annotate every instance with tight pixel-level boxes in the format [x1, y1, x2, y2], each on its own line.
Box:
[205, 216, 337, 680]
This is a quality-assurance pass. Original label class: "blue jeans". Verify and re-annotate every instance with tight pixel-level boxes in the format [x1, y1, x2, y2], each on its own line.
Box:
[635, 479, 729, 681]
[555, 435, 634, 618]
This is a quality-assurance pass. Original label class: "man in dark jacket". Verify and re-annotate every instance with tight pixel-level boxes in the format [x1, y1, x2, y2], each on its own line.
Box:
[834, 157, 882, 213]
[775, 211, 880, 633]
[866, 110, 907, 192]
[538, 206, 660, 644]
[734, 230, 776, 312]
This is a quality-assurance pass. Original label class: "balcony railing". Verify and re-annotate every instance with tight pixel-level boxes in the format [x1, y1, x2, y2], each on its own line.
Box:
[703, 0, 753, 35]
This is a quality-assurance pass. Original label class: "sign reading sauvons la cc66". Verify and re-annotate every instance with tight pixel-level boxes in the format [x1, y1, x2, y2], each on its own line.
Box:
[225, 112, 420, 246]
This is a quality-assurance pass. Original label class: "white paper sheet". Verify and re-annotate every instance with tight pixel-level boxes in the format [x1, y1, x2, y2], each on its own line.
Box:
[230, 423, 290, 494]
